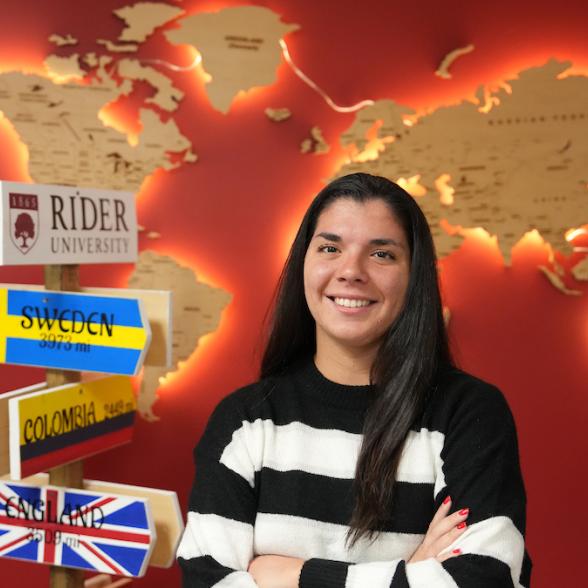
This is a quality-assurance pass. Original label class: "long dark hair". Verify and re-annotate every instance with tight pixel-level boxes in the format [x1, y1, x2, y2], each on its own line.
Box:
[261, 172, 451, 546]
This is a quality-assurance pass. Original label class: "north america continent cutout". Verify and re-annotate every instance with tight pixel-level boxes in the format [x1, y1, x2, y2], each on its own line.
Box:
[165, 6, 299, 113]
[334, 59, 588, 292]
[128, 251, 232, 421]
[0, 71, 192, 191]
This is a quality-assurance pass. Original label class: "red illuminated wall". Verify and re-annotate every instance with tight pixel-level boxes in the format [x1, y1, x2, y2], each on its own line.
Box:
[1, 1, 587, 586]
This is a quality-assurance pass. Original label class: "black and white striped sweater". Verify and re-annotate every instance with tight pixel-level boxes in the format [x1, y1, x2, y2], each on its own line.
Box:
[177, 359, 531, 587]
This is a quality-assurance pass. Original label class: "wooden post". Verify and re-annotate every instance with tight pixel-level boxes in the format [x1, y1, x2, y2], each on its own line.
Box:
[45, 264, 84, 588]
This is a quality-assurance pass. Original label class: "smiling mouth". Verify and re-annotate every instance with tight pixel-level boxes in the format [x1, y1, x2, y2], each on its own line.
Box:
[328, 296, 376, 308]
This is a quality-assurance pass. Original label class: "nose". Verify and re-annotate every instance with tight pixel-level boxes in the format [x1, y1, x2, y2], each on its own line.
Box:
[336, 252, 367, 283]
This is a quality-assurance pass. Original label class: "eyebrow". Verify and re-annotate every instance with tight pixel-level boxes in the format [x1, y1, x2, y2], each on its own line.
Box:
[315, 232, 404, 249]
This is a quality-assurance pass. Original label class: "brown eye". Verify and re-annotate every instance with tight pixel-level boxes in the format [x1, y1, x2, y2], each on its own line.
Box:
[318, 245, 338, 253]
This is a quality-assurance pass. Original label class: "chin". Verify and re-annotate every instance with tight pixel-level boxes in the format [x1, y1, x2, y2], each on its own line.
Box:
[333, 334, 383, 352]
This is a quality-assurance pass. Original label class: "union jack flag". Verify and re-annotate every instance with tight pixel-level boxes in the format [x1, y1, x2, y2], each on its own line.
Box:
[0, 481, 155, 577]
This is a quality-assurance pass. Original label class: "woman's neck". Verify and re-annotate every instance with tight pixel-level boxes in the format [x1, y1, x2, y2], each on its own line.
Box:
[314, 340, 377, 385]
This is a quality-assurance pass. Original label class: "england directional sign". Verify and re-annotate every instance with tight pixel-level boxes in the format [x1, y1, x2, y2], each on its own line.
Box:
[85, 479, 183, 569]
[0, 480, 155, 577]
[0, 473, 184, 570]
[8, 376, 136, 479]
[0, 287, 151, 374]
[0, 180, 137, 266]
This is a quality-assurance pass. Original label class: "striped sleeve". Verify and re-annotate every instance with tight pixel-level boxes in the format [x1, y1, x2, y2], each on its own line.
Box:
[299, 382, 531, 588]
[177, 394, 259, 587]
[432, 383, 532, 587]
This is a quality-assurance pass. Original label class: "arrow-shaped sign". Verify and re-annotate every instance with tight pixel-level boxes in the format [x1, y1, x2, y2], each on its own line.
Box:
[0, 284, 172, 367]
[0, 473, 183, 570]
[8, 376, 137, 479]
[0, 287, 151, 375]
[0, 480, 155, 577]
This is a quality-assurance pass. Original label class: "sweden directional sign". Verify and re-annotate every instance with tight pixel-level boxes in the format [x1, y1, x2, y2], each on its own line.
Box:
[0, 480, 156, 577]
[0, 287, 151, 374]
[9, 376, 136, 479]
[0, 283, 172, 368]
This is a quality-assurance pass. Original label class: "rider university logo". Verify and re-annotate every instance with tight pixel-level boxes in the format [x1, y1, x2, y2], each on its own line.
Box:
[9, 192, 39, 254]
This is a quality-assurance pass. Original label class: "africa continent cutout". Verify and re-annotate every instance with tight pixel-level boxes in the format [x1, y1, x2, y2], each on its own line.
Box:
[165, 6, 299, 113]
[335, 59, 588, 293]
[128, 251, 232, 421]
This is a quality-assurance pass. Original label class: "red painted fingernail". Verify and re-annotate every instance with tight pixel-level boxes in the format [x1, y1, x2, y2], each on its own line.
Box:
[457, 522, 467, 529]
[452, 549, 462, 555]
[443, 496, 451, 504]
[458, 508, 469, 516]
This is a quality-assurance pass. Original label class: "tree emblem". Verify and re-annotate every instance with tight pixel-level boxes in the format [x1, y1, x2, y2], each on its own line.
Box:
[9, 192, 40, 255]
[14, 212, 36, 249]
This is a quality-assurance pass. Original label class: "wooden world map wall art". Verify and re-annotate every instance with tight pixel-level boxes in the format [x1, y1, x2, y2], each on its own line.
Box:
[0, 1, 585, 424]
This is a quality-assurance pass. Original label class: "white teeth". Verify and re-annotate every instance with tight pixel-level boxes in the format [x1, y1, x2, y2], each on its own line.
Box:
[333, 297, 372, 308]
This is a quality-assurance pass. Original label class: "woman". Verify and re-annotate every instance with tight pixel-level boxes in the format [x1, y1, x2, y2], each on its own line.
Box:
[177, 173, 531, 587]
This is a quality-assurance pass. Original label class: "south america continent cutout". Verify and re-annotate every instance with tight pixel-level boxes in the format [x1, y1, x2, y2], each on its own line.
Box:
[128, 251, 232, 421]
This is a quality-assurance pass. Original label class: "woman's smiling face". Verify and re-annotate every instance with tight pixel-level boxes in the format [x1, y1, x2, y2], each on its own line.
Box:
[303, 197, 410, 355]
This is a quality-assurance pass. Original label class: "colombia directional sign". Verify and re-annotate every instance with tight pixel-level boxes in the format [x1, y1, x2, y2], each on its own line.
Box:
[0, 480, 155, 577]
[0, 287, 151, 374]
[9, 376, 136, 479]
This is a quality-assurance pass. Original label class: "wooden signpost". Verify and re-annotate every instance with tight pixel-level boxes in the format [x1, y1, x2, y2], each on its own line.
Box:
[8, 377, 136, 480]
[0, 479, 156, 577]
[0, 286, 151, 375]
[0, 180, 176, 587]
[45, 264, 85, 588]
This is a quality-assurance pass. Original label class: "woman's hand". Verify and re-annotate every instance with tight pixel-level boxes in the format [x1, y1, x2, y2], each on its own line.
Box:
[408, 496, 469, 563]
[247, 498, 466, 585]
[248, 555, 305, 588]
